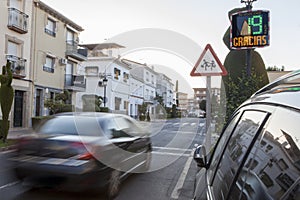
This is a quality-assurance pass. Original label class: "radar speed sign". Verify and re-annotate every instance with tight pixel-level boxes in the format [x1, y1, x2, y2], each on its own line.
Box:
[230, 10, 270, 49]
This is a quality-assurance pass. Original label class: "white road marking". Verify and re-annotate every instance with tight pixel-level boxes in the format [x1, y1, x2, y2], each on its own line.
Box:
[153, 146, 192, 152]
[152, 151, 190, 157]
[171, 150, 194, 199]
[171, 131, 197, 135]
[0, 181, 20, 190]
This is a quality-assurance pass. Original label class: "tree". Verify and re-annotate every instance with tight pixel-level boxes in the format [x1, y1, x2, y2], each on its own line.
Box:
[44, 90, 74, 114]
[266, 66, 285, 71]
[138, 102, 149, 121]
[0, 61, 14, 142]
[199, 99, 206, 111]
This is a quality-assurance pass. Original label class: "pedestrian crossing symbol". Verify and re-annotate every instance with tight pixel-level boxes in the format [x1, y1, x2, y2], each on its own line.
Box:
[190, 44, 227, 76]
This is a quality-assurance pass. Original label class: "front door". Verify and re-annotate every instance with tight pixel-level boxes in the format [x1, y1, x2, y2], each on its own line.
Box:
[13, 90, 24, 127]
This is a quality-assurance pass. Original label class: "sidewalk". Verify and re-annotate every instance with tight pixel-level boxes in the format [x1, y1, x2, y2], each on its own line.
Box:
[7, 128, 33, 139]
[0, 128, 33, 152]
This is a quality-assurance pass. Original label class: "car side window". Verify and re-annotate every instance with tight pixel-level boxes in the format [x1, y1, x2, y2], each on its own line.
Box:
[211, 110, 269, 200]
[233, 107, 300, 200]
[110, 116, 144, 138]
[207, 112, 242, 183]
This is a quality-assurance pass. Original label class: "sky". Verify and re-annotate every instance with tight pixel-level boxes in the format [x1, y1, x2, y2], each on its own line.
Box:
[42, 0, 300, 95]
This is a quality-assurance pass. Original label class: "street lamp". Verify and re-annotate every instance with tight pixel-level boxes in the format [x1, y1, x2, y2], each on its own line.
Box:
[102, 77, 108, 107]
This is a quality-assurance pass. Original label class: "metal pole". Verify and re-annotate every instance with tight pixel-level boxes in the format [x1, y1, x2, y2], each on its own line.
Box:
[245, 1, 253, 77]
[205, 76, 212, 149]
[246, 50, 252, 76]
[104, 84, 107, 107]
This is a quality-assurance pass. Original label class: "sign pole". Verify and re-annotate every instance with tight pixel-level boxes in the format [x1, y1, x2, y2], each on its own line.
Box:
[205, 76, 212, 148]
[246, 1, 252, 76]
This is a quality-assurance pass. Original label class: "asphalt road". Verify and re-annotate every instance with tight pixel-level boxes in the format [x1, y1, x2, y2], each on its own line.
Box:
[0, 118, 206, 200]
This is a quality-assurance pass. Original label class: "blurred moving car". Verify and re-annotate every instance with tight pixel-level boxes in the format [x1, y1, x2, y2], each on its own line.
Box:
[193, 70, 300, 200]
[10, 112, 152, 198]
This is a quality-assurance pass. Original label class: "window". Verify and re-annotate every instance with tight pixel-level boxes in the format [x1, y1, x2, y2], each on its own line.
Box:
[211, 110, 268, 200]
[235, 107, 300, 199]
[45, 18, 56, 37]
[207, 112, 242, 182]
[7, 40, 20, 56]
[114, 68, 120, 80]
[115, 97, 121, 110]
[43, 55, 55, 73]
[124, 101, 128, 110]
[65, 62, 74, 86]
[123, 72, 129, 82]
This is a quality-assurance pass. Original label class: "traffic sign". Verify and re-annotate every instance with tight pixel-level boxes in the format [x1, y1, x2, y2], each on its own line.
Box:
[230, 10, 270, 49]
[190, 44, 227, 76]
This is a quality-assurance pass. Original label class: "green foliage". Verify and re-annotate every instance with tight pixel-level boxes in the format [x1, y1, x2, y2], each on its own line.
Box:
[100, 107, 109, 112]
[199, 100, 206, 111]
[44, 90, 74, 114]
[171, 104, 177, 118]
[82, 94, 102, 112]
[138, 103, 148, 121]
[224, 70, 265, 120]
[154, 93, 164, 107]
[0, 61, 14, 142]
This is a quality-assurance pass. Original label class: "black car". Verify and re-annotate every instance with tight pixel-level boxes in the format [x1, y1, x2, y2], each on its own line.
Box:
[193, 70, 300, 200]
[10, 112, 152, 198]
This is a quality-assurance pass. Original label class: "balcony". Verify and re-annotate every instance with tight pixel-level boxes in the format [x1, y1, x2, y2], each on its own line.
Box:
[6, 55, 26, 78]
[64, 74, 86, 92]
[65, 40, 87, 61]
[7, 8, 28, 34]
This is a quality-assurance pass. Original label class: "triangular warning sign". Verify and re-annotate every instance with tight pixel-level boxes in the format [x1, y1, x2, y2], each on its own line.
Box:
[190, 44, 227, 76]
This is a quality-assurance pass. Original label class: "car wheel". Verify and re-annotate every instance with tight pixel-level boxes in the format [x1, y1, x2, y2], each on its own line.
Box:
[107, 169, 121, 199]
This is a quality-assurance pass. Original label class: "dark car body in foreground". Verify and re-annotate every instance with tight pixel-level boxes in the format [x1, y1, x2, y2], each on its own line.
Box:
[10, 112, 152, 198]
[193, 70, 300, 200]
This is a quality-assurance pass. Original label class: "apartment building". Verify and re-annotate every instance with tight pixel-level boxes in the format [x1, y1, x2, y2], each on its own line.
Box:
[31, 0, 87, 117]
[78, 43, 131, 115]
[0, 0, 33, 128]
[156, 73, 174, 108]
[129, 74, 144, 119]
[122, 59, 157, 115]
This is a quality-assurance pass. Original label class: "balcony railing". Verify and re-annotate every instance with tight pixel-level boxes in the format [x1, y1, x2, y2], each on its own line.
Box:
[65, 40, 87, 61]
[6, 55, 26, 78]
[7, 8, 28, 34]
[65, 74, 86, 91]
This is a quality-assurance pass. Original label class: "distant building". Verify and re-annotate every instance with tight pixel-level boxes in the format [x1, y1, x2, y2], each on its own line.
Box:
[177, 92, 188, 116]
[156, 73, 174, 108]
[122, 59, 157, 115]
[129, 74, 144, 118]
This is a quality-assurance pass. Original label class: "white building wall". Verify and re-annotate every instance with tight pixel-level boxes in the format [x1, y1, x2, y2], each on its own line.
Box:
[79, 57, 130, 113]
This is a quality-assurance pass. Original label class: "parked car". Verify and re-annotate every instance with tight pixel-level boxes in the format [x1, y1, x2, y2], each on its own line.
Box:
[10, 112, 152, 198]
[193, 70, 300, 200]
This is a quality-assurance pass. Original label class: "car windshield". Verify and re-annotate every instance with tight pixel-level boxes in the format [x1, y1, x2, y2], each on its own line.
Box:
[37, 116, 105, 136]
